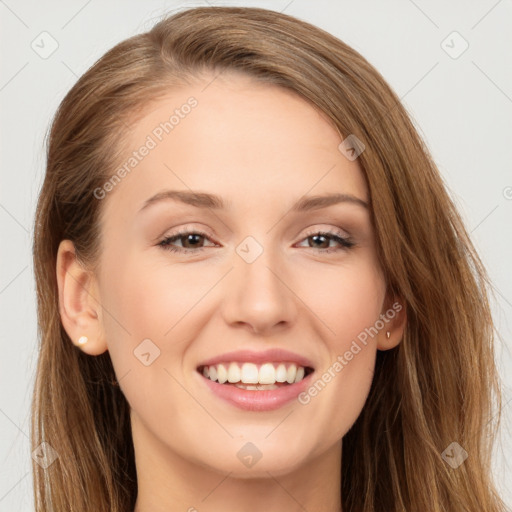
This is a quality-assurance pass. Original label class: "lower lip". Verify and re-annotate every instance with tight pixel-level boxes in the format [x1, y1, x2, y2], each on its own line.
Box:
[198, 371, 314, 412]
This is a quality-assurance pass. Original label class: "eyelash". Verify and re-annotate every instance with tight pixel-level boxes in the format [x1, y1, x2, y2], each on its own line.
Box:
[157, 228, 355, 255]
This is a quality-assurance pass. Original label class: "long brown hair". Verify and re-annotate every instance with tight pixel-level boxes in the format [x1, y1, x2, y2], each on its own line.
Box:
[31, 6, 509, 511]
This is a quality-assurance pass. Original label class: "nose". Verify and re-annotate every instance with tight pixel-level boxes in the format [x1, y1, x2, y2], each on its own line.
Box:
[221, 247, 297, 336]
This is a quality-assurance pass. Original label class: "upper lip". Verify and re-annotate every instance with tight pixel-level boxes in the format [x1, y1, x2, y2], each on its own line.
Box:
[197, 348, 315, 369]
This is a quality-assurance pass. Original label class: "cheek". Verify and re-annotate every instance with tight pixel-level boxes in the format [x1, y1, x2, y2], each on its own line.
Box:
[297, 255, 386, 345]
[97, 250, 219, 390]
[293, 257, 384, 436]
[337, 271, 384, 342]
[96, 252, 197, 418]
[99, 249, 209, 340]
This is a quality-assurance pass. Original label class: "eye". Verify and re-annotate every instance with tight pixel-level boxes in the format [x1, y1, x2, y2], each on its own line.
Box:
[157, 227, 354, 255]
[158, 229, 216, 254]
[295, 229, 355, 253]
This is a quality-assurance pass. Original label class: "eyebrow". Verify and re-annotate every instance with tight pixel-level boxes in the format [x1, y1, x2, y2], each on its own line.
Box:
[138, 190, 369, 213]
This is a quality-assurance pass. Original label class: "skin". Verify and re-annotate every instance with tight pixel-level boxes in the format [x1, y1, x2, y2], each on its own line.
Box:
[57, 72, 406, 512]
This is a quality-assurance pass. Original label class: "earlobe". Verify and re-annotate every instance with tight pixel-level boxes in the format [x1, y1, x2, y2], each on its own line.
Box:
[377, 298, 407, 351]
[56, 240, 108, 355]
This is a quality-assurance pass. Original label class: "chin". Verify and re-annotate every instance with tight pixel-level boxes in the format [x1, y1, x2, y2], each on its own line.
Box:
[194, 440, 310, 478]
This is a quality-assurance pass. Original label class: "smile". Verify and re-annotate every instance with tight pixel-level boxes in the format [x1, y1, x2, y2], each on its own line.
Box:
[198, 362, 314, 389]
[196, 348, 316, 411]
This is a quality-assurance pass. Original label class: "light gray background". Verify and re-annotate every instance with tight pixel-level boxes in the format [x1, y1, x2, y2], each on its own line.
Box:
[1, 1, 511, 510]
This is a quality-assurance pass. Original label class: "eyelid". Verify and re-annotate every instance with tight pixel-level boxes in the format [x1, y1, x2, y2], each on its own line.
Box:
[157, 224, 216, 243]
[300, 224, 351, 239]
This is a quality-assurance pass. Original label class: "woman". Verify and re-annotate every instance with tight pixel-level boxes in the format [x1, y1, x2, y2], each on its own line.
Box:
[31, 6, 509, 512]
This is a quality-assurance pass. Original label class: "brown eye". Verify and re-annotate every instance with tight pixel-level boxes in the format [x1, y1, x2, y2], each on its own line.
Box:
[297, 230, 355, 253]
[158, 230, 216, 253]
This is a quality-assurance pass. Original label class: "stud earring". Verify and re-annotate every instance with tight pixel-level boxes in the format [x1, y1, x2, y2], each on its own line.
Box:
[386, 331, 390, 339]
[77, 335, 88, 345]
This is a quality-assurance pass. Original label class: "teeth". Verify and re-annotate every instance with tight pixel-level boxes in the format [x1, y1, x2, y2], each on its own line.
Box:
[241, 363, 259, 384]
[276, 364, 287, 382]
[227, 362, 241, 383]
[258, 363, 275, 384]
[286, 364, 296, 384]
[201, 362, 310, 385]
[235, 383, 279, 390]
[217, 363, 228, 384]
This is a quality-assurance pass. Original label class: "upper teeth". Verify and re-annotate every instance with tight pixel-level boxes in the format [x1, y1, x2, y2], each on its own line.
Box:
[201, 362, 307, 385]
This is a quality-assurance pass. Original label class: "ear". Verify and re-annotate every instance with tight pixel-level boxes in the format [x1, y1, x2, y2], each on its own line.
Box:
[56, 240, 108, 355]
[376, 296, 407, 351]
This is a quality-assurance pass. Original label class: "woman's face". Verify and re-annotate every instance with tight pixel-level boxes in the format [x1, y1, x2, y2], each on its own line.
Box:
[89, 73, 396, 477]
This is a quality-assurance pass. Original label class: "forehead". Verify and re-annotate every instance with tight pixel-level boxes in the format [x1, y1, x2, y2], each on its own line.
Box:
[100, 74, 368, 221]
